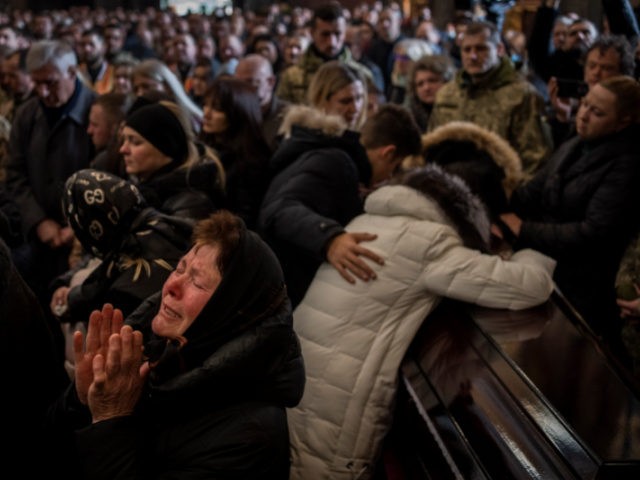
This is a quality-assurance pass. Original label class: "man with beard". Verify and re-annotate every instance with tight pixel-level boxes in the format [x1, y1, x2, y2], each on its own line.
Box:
[78, 28, 113, 94]
[276, 2, 372, 105]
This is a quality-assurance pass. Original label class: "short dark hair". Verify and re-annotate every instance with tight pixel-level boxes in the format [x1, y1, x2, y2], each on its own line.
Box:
[360, 104, 422, 159]
[313, 2, 344, 26]
[587, 34, 635, 77]
[464, 21, 501, 45]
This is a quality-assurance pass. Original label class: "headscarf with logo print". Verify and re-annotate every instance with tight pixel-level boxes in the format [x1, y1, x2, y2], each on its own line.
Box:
[63, 169, 147, 258]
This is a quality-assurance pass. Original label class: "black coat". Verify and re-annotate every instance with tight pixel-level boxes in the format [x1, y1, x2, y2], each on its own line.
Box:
[0, 238, 69, 475]
[137, 160, 225, 221]
[51, 227, 305, 479]
[258, 125, 372, 307]
[511, 125, 640, 336]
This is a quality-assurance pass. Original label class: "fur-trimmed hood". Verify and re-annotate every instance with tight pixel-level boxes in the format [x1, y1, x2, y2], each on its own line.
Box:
[270, 105, 371, 184]
[278, 105, 348, 140]
[370, 164, 491, 252]
[406, 121, 523, 197]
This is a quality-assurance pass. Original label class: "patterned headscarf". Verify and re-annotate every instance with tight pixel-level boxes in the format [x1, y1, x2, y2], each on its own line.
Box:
[63, 169, 147, 258]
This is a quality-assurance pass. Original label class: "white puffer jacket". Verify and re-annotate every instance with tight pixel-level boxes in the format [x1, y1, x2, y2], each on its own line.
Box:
[289, 183, 555, 480]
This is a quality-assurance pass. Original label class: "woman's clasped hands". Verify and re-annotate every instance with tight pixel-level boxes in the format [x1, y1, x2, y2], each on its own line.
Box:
[74, 304, 150, 423]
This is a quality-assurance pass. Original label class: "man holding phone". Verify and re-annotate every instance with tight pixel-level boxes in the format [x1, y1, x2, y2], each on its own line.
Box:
[548, 34, 634, 144]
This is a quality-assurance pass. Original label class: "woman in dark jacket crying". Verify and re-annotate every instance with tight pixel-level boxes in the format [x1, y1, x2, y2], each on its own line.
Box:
[52, 210, 305, 479]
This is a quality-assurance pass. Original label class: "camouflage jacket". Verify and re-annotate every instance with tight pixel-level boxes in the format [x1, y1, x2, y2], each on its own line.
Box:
[428, 57, 552, 177]
[617, 233, 640, 299]
[0, 115, 10, 182]
[276, 46, 372, 105]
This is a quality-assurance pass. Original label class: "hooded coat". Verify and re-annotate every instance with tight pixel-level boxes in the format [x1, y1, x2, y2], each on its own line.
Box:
[410, 120, 524, 219]
[258, 106, 372, 307]
[288, 165, 555, 480]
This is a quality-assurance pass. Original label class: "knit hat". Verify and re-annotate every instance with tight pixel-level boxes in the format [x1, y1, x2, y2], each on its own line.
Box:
[125, 103, 189, 163]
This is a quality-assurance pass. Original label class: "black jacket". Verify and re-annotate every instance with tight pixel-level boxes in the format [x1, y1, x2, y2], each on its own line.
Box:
[137, 159, 225, 221]
[511, 125, 640, 335]
[259, 108, 371, 307]
[51, 227, 305, 479]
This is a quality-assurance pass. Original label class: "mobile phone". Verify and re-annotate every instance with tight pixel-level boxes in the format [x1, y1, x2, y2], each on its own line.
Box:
[556, 78, 588, 98]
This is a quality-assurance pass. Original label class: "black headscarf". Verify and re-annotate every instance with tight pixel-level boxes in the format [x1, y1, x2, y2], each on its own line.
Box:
[143, 220, 289, 384]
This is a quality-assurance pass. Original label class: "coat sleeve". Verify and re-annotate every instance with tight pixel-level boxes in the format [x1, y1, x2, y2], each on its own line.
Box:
[419, 229, 555, 310]
[527, 5, 558, 82]
[259, 151, 357, 261]
[603, 0, 640, 43]
[516, 153, 639, 257]
[76, 416, 146, 480]
[5, 107, 46, 236]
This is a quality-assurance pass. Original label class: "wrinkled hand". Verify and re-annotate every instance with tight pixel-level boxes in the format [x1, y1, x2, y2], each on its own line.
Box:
[326, 232, 384, 284]
[88, 325, 149, 423]
[74, 304, 124, 405]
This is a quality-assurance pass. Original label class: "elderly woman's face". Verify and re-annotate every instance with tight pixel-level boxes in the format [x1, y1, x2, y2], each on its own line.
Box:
[576, 84, 624, 141]
[324, 80, 365, 129]
[152, 244, 222, 339]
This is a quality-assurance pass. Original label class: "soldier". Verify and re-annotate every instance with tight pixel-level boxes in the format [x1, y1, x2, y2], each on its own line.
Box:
[276, 2, 372, 105]
[429, 20, 551, 176]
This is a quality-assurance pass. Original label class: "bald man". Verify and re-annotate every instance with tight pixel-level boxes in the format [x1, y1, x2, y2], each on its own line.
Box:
[235, 54, 290, 153]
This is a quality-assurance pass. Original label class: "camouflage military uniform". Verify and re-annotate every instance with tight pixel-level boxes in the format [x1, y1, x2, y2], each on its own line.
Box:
[617, 234, 640, 300]
[276, 46, 372, 105]
[617, 235, 640, 373]
[428, 57, 551, 176]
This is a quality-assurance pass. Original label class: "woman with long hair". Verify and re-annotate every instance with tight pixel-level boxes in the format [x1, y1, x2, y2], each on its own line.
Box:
[200, 77, 271, 230]
[132, 59, 203, 132]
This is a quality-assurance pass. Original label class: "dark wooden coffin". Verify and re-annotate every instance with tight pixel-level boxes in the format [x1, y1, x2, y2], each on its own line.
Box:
[393, 292, 640, 479]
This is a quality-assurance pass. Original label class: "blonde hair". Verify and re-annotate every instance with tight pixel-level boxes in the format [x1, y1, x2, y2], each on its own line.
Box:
[307, 60, 368, 130]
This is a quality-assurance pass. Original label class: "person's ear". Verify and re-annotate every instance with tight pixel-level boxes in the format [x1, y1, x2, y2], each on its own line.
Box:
[267, 75, 276, 89]
[67, 65, 77, 78]
[381, 144, 397, 162]
[496, 42, 505, 57]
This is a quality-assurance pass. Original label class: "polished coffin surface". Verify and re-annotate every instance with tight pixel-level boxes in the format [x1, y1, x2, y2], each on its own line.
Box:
[399, 295, 640, 479]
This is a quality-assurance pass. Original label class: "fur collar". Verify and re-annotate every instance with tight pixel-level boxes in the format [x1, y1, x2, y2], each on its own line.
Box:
[407, 121, 523, 196]
[368, 164, 491, 252]
[278, 105, 348, 140]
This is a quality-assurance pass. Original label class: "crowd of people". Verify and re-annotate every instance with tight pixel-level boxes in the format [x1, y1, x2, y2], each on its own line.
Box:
[0, 0, 639, 478]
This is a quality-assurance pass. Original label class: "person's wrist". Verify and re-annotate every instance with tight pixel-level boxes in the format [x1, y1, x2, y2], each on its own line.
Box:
[91, 410, 134, 424]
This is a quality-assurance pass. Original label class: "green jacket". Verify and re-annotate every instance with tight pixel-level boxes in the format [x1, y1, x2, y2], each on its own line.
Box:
[276, 46, 372, 105]
[428, 57, 551, 176]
